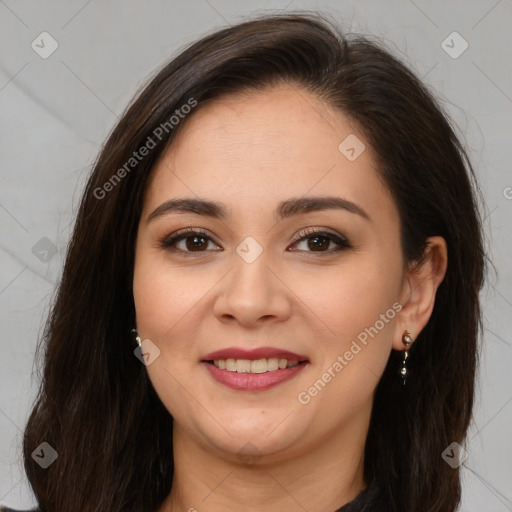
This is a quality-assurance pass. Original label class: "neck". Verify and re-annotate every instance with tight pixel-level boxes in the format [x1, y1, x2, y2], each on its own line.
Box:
[159, 415, 369, 512]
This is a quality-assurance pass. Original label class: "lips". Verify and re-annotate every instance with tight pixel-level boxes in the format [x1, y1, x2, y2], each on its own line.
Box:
[202, 346, 308, 362]
[201, 346, 309, 391]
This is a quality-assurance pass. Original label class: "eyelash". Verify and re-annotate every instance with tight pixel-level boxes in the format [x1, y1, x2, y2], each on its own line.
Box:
[159, 227, 352, 257]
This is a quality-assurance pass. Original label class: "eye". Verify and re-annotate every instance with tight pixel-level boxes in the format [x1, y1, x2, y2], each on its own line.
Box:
[159, 228, 221, 254]
[159, 226, 351, 256]
[288, 227, 352, 255]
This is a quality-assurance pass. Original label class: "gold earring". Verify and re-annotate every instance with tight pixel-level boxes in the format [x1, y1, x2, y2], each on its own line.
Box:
[400, 330, 413, 386]
[131, 328, 142, 348]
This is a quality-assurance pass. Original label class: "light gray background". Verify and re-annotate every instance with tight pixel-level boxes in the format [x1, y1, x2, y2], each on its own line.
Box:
[1, 1, 511, 510]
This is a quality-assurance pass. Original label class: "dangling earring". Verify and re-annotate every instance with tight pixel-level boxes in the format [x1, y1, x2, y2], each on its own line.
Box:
[400, 330, 413, 386]
[131, 328, 142, 348]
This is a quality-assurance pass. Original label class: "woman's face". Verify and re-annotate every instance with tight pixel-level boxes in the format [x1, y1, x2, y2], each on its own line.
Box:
[133, 84, 408, 463]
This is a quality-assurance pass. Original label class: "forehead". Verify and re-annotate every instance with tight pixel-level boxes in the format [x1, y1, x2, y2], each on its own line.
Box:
[169, 85, 359, 169]
[142, 85, 397, 226]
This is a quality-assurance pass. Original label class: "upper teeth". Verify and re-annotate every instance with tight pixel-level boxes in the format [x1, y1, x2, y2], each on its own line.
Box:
[213, 358, 299, 373]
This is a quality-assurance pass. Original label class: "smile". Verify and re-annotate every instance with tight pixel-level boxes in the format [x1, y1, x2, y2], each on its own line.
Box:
[202, 359, 308, 391]
[210, 357, 301, 373]
[201, 346, 309, 391]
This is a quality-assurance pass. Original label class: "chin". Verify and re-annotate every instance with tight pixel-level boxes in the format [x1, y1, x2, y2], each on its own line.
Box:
[230, 426, 307, 461]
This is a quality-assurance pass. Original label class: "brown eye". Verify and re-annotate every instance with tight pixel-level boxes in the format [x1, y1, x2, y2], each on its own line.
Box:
[305, 235, 331, 251]
[289, 228, 352, 254]
[160, 229, 221, 254]
[183, 234, 209, 251]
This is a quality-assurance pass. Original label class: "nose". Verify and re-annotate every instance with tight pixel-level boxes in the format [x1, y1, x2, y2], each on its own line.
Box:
[213, 249, 292, 328]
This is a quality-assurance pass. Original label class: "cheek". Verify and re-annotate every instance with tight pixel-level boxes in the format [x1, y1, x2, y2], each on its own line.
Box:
[296, 257, 401, 406]
[132, 249, 220, 401]
[132, 252, 206, 419]
[300, 260, 400, 343]
[294, 270, 398, 419]
[133, 250, 211, 339]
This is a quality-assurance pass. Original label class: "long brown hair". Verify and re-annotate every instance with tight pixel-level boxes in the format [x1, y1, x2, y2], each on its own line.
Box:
[23, 13, 485, 512]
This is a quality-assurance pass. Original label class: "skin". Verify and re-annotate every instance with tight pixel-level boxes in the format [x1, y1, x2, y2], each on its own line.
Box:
[133, 84, 447, 512]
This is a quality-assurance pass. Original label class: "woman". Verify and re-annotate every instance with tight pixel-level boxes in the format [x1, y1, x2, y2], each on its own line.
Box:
[7, 12, 485, 512]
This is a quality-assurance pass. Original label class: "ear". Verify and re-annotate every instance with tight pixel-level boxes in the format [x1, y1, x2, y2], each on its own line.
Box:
[392, 236, 448, 350]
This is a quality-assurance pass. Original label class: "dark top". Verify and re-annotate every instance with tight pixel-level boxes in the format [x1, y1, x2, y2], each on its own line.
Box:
[0, 482, 387, 512]
[335, 483, 388, 511]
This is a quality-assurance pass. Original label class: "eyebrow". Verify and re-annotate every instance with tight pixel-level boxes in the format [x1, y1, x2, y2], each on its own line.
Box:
[146, 196, 370, 224]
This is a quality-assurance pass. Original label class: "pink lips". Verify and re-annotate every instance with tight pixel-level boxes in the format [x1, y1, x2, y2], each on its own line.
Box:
[201, 346, 309, 392]
[202, 346, 308, 362]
